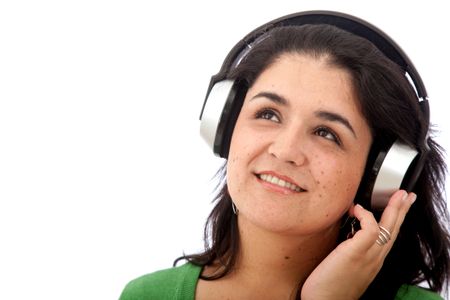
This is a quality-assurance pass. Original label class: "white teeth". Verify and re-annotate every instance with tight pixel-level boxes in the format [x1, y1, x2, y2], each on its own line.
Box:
[258, 174, 303, 192]
[271, 176, 279, 184]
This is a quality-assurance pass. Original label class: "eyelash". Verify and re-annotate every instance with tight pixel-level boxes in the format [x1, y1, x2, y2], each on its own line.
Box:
[255, 108, 342, 146]
[315, 126, 342, 146]
[255, 108, 280, 123]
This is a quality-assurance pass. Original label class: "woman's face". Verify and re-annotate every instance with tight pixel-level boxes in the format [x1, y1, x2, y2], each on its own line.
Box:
[227, 53, 373, 236]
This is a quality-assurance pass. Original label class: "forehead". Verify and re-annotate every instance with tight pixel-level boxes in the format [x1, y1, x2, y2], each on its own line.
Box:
[248, 53, 360, 110]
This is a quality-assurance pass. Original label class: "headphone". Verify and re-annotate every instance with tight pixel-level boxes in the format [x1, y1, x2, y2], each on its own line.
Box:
[199, 10, 430, 211]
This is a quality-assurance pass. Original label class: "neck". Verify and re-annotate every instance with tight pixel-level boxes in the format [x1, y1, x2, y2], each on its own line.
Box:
[233, 215, 340, 294]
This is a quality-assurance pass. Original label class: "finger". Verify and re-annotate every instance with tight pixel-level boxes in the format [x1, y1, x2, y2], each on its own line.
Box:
[378, 190, 415, 238]
[378, 190, 407, 237]
[377, 190, 416, 251]
[350, 204, 380, 252]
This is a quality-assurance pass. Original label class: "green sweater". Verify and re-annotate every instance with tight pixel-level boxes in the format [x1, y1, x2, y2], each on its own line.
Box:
[119, 263, 443, 300]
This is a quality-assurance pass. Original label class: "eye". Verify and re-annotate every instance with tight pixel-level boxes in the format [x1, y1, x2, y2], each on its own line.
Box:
[255, 108, 281, 123]
[315, 126, 342, 146]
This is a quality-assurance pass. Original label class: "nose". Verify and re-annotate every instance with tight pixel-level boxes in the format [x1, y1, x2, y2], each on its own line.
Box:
[268, 127, 307, 166]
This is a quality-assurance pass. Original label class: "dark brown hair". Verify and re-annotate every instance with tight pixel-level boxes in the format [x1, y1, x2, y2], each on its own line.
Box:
[176, 25, 450, 299]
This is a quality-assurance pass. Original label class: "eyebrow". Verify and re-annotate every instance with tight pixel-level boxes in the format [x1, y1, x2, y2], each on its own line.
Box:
[315, 110, 357, 138]
[251, 91, 288, 106]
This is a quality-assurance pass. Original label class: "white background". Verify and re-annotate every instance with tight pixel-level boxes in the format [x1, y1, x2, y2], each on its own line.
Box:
[0, 1, 449, 299]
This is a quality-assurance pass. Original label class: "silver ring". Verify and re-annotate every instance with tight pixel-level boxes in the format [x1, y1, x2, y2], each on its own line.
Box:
[376, 225, 392, 246]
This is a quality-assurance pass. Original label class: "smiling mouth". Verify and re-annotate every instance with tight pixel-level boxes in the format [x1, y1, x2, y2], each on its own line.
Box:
[256, 173, 306, 192]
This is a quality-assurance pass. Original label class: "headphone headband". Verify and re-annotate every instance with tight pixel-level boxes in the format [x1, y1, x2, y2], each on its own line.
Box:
[207, 11, 427, 102]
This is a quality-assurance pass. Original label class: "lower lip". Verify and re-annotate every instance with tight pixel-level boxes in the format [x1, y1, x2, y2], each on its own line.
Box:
[256, 176, 299, 195]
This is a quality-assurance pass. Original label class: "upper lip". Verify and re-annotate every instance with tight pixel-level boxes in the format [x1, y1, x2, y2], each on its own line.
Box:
[255, 170, 307, 191]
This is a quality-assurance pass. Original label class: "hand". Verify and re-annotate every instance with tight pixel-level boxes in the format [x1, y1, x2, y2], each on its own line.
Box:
[301, 190, 416, 300]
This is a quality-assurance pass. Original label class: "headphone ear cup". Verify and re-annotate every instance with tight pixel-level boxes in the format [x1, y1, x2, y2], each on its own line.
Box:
[357, 140, 420, 211]
[200, 79, 245, 158]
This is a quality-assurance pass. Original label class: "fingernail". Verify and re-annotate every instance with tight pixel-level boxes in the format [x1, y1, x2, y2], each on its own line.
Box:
[401, 191, 408, 201]
[410, 193, 417, 204]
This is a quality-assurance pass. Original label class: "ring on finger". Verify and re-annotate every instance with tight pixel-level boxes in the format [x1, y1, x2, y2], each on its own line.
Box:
[376, 225, 392, 246]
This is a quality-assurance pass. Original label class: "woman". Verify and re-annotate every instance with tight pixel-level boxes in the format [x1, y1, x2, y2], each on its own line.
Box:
[120, 11, 450, 299]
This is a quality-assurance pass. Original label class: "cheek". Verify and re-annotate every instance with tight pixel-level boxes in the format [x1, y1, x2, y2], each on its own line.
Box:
[226, 154, 241, 193]
[226, 144, 250, 197]
[313, 155, 365, 204]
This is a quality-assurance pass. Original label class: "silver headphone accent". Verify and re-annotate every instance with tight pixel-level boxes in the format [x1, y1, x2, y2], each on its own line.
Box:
[200, 80, 235, 153]
[371, 142, 419, 210]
